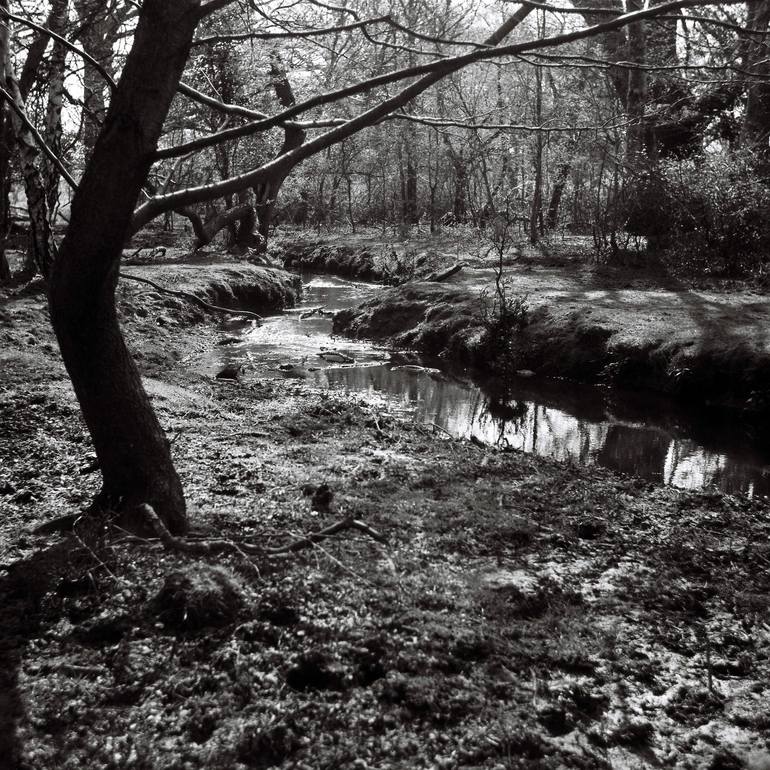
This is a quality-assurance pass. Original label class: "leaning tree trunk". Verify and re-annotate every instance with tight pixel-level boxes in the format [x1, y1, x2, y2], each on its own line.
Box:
[48, 0, 201, 534]
[254, 55, 306, 247]
[180, 201, 259, 250]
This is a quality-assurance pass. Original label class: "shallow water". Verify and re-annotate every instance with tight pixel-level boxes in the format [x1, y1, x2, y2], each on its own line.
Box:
[221, 274, 770, 497]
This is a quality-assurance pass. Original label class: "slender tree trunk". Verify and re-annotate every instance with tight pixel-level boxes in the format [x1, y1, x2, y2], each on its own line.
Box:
[741, 0, 770, 161]
[0, 99, 10, 282]
[42, 0, 69, 218]
[546, 162, 571, 230]
[48, 0, 201, 534]
[530, 35, 544, 246]
[75, 0, 126, 158]
[625, 0, 649, 164]
[345, 174, 355, 232]
[443, 136, 467, 222]
[3, 63, 55, 277]
[404, 151, 418, 224]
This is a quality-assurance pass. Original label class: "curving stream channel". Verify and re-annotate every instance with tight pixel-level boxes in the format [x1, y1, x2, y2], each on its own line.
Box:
[218, 274, 770, 498]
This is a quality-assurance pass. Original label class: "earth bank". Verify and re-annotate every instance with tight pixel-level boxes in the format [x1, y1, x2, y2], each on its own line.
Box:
[1, 249, 770, 769]
[323, 238, 770, 415]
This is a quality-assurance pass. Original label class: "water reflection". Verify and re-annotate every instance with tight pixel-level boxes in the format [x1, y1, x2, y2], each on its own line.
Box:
[315, 365, 770, 496]
[224, 274, 770, 497]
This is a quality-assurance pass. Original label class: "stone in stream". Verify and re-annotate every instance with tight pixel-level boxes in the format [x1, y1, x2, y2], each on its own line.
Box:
[391, 364, 442, 377]
[318, 350, 355, 364]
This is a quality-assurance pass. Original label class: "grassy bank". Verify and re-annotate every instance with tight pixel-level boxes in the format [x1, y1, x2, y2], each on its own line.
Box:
[333, 262, 770, 415]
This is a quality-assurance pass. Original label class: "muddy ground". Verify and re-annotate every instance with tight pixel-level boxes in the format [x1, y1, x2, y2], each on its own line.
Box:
[1, 242, 770, 769]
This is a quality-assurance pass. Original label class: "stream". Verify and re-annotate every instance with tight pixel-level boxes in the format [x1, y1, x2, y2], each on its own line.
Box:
[219, 274, 770, 498]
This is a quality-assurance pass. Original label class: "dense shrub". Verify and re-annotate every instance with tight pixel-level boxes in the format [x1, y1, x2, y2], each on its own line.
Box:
[625, 152, 770, 276]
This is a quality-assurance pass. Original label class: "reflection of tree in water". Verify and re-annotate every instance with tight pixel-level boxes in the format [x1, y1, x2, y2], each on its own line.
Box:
[710, 456, 767, 497]
[597, 424, 669, 483]
[664, 441, 767, 496]
[318, 363, 768, 496]
[482, 397, 529, 446]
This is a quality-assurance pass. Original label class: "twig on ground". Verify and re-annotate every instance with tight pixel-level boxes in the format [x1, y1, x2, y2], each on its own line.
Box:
[119, 272, 263, 321]
[215, 430, 270, 440]
[304, 538, 377, 586]
[416, 421, 457, 453]
[137, 504, 387, 558]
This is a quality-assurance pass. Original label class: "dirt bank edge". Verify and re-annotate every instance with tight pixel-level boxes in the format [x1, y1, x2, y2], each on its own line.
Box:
[117, 262, 301, 319]
[333, 281, 770, 415]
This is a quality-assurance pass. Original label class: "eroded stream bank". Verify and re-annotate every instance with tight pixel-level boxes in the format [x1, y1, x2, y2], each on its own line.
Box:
[214, 274, 770, 497]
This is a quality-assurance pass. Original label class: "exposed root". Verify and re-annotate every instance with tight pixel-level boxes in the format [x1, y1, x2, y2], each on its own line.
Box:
[119, 272, 263, 321]
[138, 503, 387, 558]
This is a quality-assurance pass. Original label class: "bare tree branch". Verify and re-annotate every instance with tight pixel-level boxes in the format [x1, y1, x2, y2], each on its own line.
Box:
[137, 0, 743, 228]
[0, 84, 78, 189]
[192, 15, 390, 45]
[390, 111, 637, 132]
[0, 7, 117, 91]
[154, 0, 743, 163]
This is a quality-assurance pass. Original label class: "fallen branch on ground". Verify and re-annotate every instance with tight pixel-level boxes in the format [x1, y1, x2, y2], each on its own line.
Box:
[138, 503, 387, 557]
[425, 262, 464, 282]
[299, 305, 324, 319]
[215, 430, 270, 440]
[119, 272, 263, 321]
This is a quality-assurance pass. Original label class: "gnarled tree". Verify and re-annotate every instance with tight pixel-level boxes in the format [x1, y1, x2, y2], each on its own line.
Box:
[27, 0, 744, 533]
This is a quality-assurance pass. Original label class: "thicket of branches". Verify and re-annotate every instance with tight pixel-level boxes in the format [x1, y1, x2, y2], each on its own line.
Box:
[2, 0, 770, 274]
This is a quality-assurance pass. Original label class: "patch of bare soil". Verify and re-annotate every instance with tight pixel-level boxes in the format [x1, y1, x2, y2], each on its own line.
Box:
[2, 256, 770, 769]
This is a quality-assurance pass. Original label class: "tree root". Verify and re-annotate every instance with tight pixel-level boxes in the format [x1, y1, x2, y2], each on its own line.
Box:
[119, 272, 263, 321]
[138, 503, 387, 557]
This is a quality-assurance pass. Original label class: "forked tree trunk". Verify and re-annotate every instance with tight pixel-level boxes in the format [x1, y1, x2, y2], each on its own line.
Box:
[180, 201, 261, 251]
[254, 55, 305, 246]
[48, 0, 201, 534]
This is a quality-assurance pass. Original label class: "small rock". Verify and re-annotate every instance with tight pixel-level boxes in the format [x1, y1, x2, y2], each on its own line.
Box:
[576, 517, 605, 539]
[11, 488, 34, 504]
[0, 480, 15, 495]
[515, 369, 536, 378]
[310, 483, 334, 512]
[217, 336, 241, 346]
[150, 564, 245, 629]
[215, 364, 241, 380]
